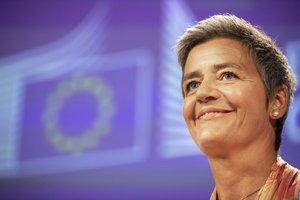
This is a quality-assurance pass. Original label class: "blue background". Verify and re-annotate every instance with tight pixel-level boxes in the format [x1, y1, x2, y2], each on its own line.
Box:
[0, 0, 300, 199]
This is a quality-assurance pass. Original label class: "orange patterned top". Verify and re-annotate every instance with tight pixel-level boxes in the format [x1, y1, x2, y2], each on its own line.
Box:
[210, 156, 300, 200]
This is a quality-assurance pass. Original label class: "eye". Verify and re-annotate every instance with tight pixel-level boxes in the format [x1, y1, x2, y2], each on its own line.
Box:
[221, 71, 238, 80]
[186, 81, 200, 94]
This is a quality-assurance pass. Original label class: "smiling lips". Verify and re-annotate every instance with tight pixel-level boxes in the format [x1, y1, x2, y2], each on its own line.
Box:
[196, 108, 232, 120]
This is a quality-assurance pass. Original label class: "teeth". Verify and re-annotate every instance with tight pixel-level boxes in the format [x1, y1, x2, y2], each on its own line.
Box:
[200, 112, 222, 120]
[203, 113, 209, 119]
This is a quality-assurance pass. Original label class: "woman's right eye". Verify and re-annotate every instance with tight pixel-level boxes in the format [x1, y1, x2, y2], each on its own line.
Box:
[186, 81, 200, 93]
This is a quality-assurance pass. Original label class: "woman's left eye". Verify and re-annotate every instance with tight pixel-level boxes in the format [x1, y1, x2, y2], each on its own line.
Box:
[221, 72, 237, 80]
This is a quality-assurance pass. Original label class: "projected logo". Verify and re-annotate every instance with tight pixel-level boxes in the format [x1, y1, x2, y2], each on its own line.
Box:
[285, 41, 300, 143]
[43, 76, 115, 154]
[0, 4, 153, 177]
[158, 0, 202, 158]
[18, 54, 152, 177]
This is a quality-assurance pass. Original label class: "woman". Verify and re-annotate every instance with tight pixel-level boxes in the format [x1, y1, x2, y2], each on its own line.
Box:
[176, 14, 300, 200]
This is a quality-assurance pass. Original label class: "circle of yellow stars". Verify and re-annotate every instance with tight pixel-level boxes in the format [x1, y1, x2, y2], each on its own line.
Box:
[43, 76, 115, 154]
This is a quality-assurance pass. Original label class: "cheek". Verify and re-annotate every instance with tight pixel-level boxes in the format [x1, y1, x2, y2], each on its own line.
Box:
[220, 87, 243, 108]
[183, 97, 196, 122]
[222, 84, 267, 116]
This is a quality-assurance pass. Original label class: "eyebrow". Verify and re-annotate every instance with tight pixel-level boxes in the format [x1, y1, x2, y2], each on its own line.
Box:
[182, 63, 241, 83]
[182, 71, 202, 82]
[214, 63, 241, 72]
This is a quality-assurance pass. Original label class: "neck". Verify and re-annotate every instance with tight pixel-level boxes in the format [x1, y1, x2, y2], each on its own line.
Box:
[208, 141, 277, 200]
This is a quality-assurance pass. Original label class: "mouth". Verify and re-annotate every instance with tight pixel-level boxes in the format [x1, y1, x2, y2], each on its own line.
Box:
[199, 111, 231, 120]
[196, 108, 232, 121]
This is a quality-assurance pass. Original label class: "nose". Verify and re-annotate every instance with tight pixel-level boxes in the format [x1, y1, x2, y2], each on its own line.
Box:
[195, 77, 219, 104]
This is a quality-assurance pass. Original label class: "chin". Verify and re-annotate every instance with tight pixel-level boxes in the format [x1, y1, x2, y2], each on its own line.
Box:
[193, 130, 228, 157]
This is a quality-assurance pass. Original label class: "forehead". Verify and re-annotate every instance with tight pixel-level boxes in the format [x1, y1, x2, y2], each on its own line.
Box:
[184, 38, 255, 74]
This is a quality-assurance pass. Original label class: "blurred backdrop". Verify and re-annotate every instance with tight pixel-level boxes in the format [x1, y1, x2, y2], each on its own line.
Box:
[0, 0, 300, 199]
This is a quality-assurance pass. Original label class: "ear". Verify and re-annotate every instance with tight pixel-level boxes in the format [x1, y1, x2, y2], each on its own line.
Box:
[269, 85, 289, 119]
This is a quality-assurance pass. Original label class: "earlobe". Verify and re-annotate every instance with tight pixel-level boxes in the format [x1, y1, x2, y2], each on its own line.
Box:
[269, 85, 288, 119]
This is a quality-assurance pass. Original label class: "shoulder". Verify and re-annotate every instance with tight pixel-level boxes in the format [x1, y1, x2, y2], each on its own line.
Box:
[276, 157, 300, 199]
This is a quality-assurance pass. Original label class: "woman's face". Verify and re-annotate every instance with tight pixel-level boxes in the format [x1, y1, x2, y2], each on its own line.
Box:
[182, 38, 275, 157]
